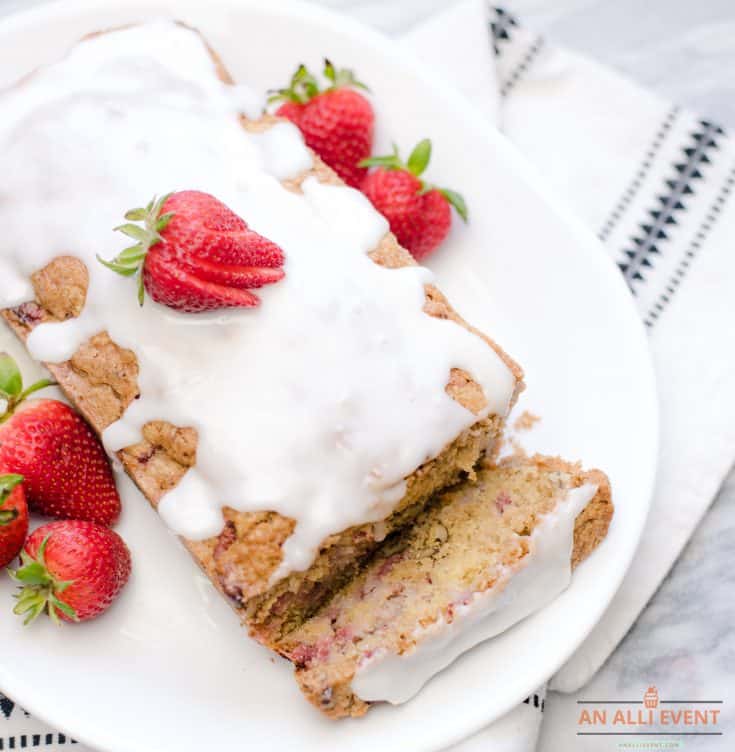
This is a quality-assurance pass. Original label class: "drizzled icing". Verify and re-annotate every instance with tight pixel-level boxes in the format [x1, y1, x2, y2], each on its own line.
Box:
[0, 22, 516, 579]
[351, 483, 598, 704]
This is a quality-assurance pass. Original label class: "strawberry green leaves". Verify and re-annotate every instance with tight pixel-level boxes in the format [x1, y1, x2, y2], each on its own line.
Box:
[97, 194, 174, 306]
[359, 140, 432, 173]
[269, 59, 368, 105]
[438, 188, 468, 222]
[360, 139, 468, 222]
[323, 59, 370, 93]
[0, 474, 23, 526]
[0, 354, 22, 399]
[0, 353, 55, 424]
[359, 144, 403, 170]
[406, 139, 432, 177]
[268, 63, 320, 105]
[9, 535, 77, 626]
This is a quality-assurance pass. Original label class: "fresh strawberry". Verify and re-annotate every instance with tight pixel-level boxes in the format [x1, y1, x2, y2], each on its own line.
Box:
[9, 520, 131, 624]
[98, 191, 285, 313]
[360, 139, 468, 260]
[0, 474, 27, 569]
[271, 60, 374, 188]
[0, 353, 121, 526]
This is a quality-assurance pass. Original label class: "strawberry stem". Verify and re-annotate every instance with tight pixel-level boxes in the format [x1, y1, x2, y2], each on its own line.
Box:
[17, 379, 56, 403]
[97, 194, 174, 307]
[8, 535, 77, 626]
[0, 353, 55, 423]
[360, 139, 469, 222]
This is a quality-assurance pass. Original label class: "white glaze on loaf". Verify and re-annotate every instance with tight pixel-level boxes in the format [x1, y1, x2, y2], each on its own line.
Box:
[0, 21, 517, 578]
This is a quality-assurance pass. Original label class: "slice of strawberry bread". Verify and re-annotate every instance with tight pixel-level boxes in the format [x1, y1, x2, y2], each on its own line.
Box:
[278, 455, 613, 718]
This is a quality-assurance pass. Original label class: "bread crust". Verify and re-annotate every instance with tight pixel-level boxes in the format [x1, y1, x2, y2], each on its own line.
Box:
[497, 454, 613, 569]
[1, 24, 523, 642]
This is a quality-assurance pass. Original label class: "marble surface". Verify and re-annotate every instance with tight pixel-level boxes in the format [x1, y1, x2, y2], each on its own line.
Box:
[0, 0, 732, 749]
[539, 470, 734, 749]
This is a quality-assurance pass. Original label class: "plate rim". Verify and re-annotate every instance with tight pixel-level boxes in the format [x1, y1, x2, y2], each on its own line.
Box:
[0, 0, 659, 749]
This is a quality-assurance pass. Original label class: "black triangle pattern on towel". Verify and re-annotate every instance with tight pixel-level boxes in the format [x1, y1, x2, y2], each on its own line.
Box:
[0, 695, 29, 721]
[0, 697, 14, 721]
[489, 6, 518, 56]
[0, 735, 77, 749]
[644, 163, 735, 326]
[490, 7, 546, 99]
[618, 120, 724, 289]
[597, 107, 681, 243]
[523, 693, 545, 712]
[1, 694, 78, 750]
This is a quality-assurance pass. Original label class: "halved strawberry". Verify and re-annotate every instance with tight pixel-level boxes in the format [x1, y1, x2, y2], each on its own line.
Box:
[98, 191, 285, 313]
[180, 254, 285, 289]
[143, 250, 261, 312]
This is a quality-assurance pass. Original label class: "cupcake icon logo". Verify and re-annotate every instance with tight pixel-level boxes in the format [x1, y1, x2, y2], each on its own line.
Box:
[644, 685, 659, 709]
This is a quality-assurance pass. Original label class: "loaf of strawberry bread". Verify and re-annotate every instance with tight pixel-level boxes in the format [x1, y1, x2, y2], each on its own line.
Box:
[278, 455, 613, 717]
[0, 21, 523, 646]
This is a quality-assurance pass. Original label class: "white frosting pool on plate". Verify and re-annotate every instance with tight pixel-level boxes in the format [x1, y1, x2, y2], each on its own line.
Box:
[0, 22, 516, 579]
[351, 482, 598, 704]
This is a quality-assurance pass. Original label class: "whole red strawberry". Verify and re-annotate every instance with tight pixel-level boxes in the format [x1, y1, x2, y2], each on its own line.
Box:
[360, 139, 468, 260]
[0, 473, 28, 569]
[271, 60, 374, 188]
[9, 520, 131, 624]
[98, 191, 285, 313]
[0, 353, 121, 526]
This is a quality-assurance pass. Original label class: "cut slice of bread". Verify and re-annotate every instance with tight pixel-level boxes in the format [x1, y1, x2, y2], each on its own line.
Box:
[278, 455, 613, 718]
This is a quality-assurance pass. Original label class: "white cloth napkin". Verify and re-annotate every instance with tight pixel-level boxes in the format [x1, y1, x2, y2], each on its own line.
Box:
[3, 2, 735, 751]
